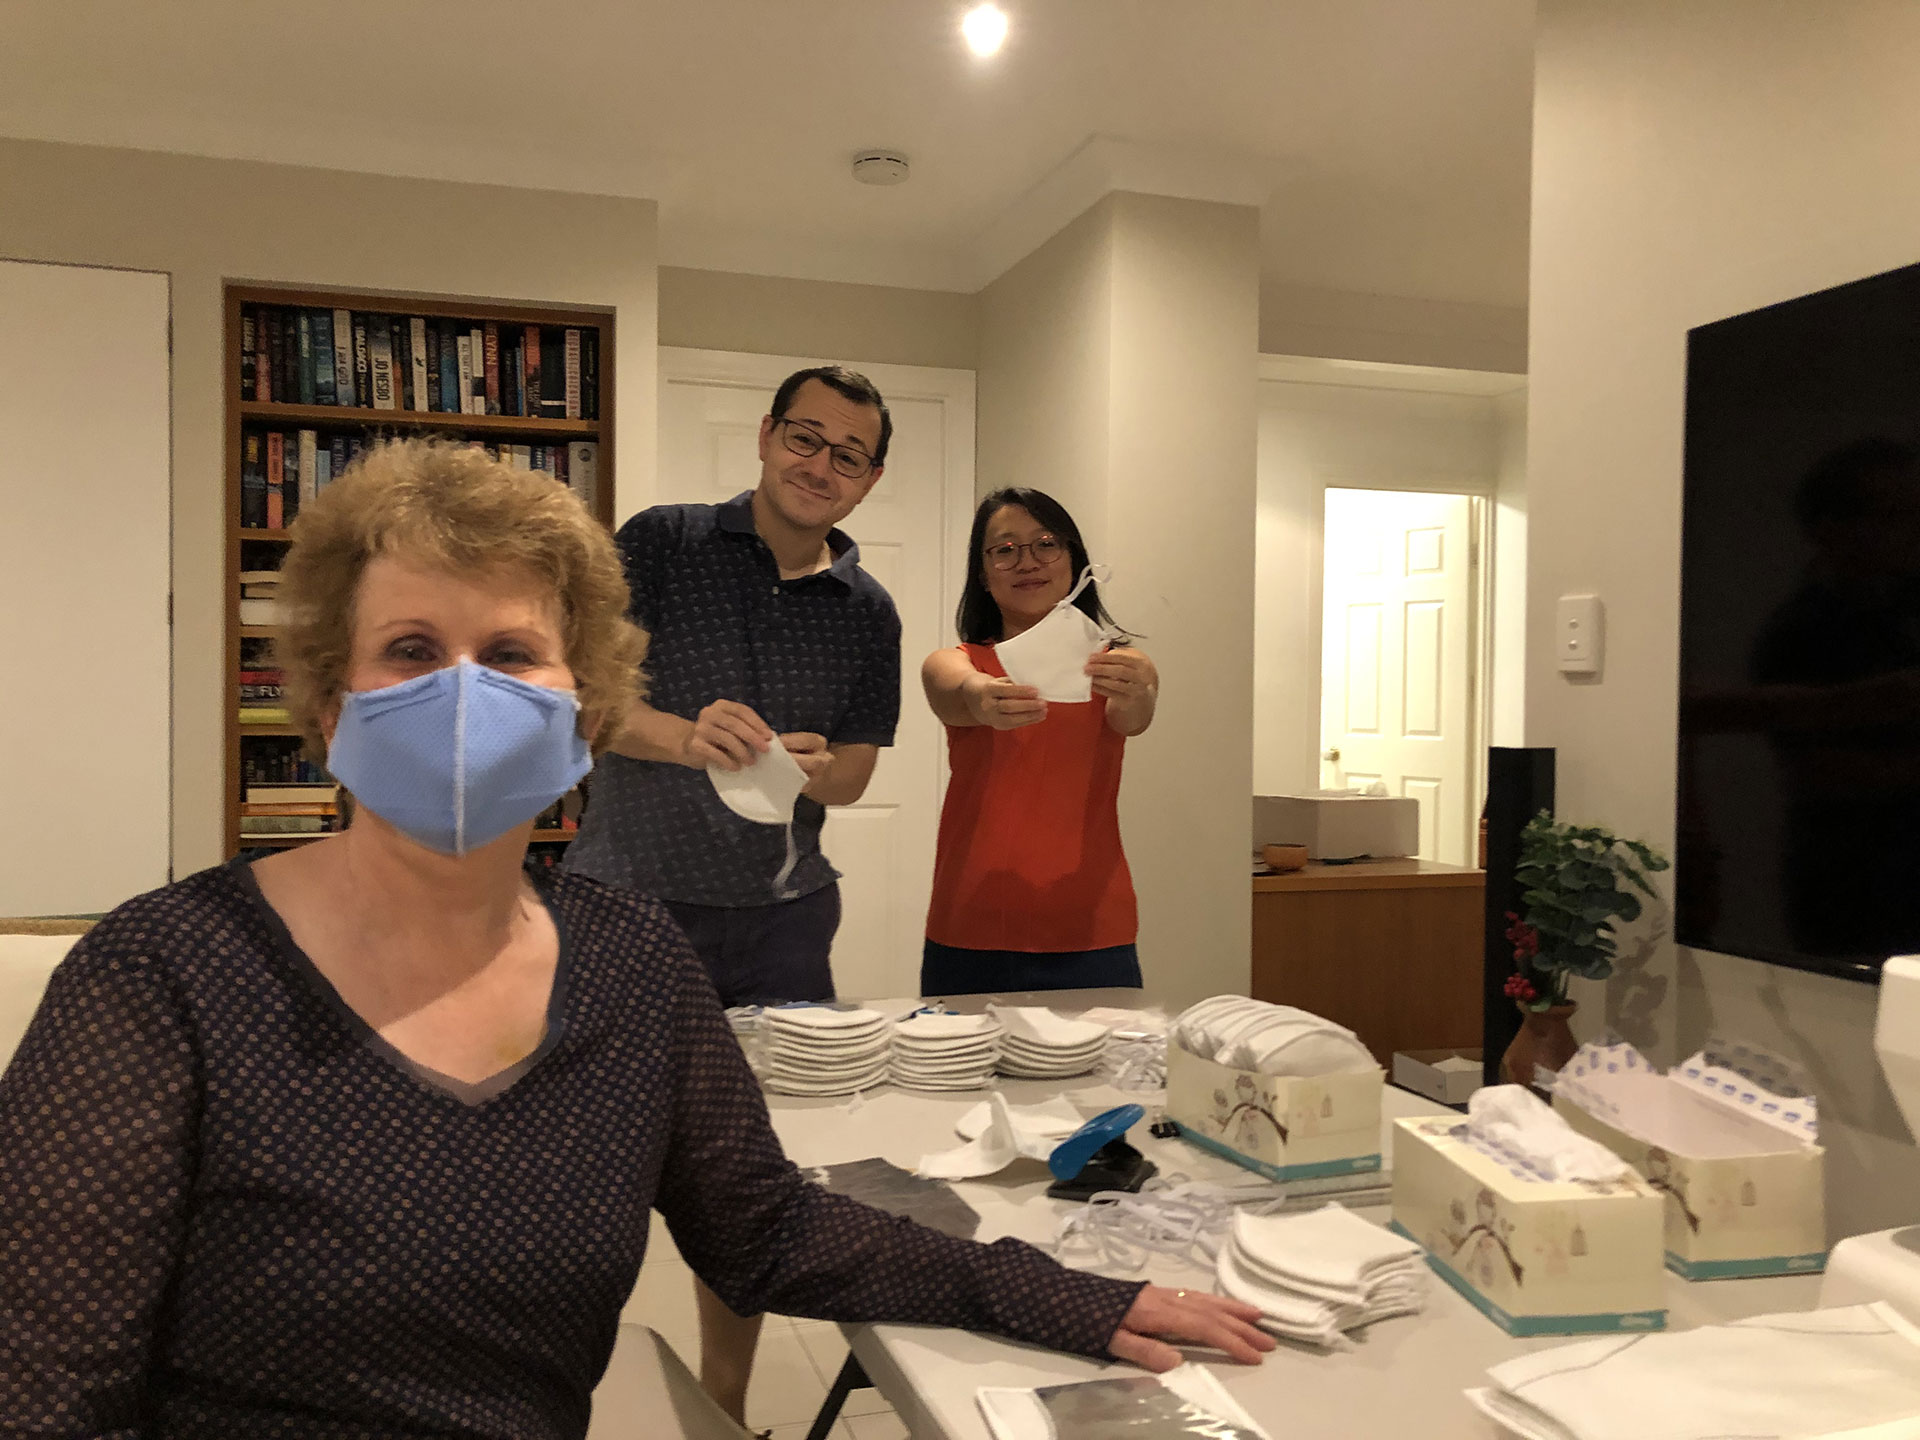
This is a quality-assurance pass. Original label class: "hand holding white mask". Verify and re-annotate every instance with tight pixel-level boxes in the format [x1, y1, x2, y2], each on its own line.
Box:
[708, 737, 810, 897]
[994, 564, 1121, 704]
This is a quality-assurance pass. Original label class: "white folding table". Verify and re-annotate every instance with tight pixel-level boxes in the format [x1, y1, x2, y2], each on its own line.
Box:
[762, 996, 1820, 1440]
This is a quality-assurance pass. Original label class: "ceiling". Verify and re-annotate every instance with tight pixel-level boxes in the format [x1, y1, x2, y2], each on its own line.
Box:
[0, 0, 1534, 305]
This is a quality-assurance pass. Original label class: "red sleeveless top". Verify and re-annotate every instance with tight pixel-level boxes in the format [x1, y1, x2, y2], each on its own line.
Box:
[923, 643, 1138, 952]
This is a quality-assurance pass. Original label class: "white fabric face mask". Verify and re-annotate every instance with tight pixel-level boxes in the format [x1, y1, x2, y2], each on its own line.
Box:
[708, 738, 810, 897]
[994, 564, 1120, 704]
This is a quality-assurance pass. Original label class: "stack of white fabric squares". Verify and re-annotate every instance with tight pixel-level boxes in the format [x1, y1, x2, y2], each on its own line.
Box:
[1213, 1203, 1427, 1347]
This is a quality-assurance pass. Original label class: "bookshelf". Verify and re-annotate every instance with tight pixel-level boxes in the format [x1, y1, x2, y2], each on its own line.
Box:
[223, 283, 615, 857]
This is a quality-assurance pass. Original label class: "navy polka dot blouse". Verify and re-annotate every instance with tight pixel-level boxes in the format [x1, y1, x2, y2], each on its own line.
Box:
[0, 862, 1143, 1438]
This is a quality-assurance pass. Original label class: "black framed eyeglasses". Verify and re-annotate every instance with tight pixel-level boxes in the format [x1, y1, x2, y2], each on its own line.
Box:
[984, 535, 1067, 571]
[773, 418, 877, 480]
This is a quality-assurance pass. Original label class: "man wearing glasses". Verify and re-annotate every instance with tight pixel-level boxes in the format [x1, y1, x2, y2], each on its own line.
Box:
[564, 364, 897, 1424]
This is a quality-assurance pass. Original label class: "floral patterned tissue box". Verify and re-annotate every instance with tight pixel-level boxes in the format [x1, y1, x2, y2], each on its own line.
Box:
[1163, 1041, 1384, 1182]
[1389, 1113, 1667, 1336]
[1552, 1041, 1827, 1280]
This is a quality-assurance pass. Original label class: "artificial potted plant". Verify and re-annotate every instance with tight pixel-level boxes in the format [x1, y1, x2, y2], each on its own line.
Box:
[1500, 812, 1670, 1088]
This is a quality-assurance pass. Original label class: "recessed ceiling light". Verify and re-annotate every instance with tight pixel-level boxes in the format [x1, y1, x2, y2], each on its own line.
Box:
[961, 3, 1009, 57]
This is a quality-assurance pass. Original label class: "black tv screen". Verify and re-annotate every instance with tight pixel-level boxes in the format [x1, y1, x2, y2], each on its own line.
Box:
[1678, 263, 1920, 984]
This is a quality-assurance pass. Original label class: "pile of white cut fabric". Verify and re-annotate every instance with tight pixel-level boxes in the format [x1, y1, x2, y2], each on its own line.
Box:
[1173, 996, 1376, 1076]
[1213, 1202, 1427, 1348]
[1466, 1302, 1920, 1440]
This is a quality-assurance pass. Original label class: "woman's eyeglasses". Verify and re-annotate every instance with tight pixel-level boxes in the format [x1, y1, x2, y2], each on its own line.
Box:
[773, 418, 877, 480]
[984, 535, 1067, 571]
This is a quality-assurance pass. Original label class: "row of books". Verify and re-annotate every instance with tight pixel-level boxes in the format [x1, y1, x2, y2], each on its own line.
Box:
[240, 430, 599, 530]
[240, 305, 601, 420]
[237, 573, 285, 628]
[239, 749, 329, 787]
[238, 796, 573, 840]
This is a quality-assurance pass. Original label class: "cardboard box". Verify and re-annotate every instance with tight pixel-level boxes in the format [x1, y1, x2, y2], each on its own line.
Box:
[1394, 1048, 1484, 1107]
[1252, 792, 1419, 861]
[1164, 1040, 1384, 1182]
[1552, 1042, 1827, 1281]
[1390, 1114, 1667, 1336]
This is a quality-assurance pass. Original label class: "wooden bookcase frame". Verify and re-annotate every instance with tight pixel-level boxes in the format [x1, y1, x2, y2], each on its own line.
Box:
[222, 282, 616, 857]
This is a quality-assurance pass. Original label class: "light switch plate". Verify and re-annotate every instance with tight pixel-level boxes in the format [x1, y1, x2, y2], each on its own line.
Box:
[1556, 593, 1604, 675]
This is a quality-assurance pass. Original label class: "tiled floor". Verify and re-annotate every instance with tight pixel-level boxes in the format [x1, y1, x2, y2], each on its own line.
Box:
[613, 1211, 909, 1439]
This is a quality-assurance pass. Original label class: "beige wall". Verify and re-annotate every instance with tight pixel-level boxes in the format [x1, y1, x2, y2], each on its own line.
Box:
[658, 266, 977, 371]
[1531, 0, 1920, 1237]
[977, 200, 1114, 537]
[1260, 280, 1528, 374]
[980, 192, 1260, 1010]
[0, 137, 659, 880]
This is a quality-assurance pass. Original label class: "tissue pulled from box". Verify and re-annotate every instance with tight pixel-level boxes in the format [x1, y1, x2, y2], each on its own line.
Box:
[1464, 1085, 1630, 1183]
[1555, 1040, 1818, 1153]
[1174, 996, 1376, 1077]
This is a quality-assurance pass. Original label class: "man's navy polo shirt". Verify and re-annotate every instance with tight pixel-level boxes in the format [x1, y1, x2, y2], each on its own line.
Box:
[565, 491, 901, 907]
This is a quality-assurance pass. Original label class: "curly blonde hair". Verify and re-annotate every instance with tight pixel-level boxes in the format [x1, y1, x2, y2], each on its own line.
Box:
[276, 438, 647, 757]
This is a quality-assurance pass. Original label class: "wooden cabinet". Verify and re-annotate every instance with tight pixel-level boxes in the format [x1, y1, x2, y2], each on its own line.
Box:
[1251, 860, 1485, 1066]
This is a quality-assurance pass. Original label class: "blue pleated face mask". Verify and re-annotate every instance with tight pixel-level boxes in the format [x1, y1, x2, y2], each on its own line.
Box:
[327, 659, 592, 856]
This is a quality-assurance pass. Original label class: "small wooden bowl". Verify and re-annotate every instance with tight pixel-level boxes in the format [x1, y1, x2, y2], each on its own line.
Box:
[1261, 843, 1309, 872]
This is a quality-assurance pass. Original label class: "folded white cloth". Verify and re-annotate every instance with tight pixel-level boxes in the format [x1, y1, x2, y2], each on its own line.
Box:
[1466, 1084, 1630, 1182]
[987, 1004, 1109, 1048]
[918, 1093, 1084, 1179]
[1231, 1203, 1424, 1293]
[1173, 996, 1375, 1077]
[1466, 1302, 1920, 1440]
[1213, 1202, 1427, 1346]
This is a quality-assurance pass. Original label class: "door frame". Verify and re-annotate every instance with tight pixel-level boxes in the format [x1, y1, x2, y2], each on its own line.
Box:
[1309, 480, 1494, 865]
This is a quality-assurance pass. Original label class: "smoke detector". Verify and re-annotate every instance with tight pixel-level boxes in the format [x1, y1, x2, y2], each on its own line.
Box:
[852, 150, 910, 186]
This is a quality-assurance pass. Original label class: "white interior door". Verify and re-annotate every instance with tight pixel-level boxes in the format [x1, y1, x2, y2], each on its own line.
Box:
[657, 349, 974, 1000]
[0, 260, 171, 914]
[1319, 488, 1476, 864]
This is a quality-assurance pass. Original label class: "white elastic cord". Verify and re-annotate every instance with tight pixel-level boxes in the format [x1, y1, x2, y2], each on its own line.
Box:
[452, 663, 470, 854]
[1049, 1175, 1292, 1275]
[1103, 1033, 1170, 1092]
[1060, 561, 1111, 609]
[771, 823, 800, 899]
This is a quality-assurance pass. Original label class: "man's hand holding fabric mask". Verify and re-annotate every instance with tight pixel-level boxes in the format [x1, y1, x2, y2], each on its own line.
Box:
[682, 698, 776, 771]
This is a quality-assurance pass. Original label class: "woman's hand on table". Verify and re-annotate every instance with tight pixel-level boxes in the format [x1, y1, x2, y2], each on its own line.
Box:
[964, 673, 1047, 730]
[1106, 1284, 1275, 1370]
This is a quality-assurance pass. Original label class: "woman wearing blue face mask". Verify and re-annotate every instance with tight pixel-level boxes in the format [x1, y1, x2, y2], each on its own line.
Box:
[0, 441, 1267, 1439]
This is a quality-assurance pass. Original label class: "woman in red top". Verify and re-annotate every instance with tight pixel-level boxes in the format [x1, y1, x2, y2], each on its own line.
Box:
[921, 487, 1159, 994]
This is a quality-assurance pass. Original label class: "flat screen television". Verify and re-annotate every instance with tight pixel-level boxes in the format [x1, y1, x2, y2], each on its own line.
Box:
[1678, 263, 1920, 984]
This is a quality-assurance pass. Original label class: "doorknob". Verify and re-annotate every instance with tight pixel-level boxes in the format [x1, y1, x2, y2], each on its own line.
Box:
[1322, 748, 1341, 762]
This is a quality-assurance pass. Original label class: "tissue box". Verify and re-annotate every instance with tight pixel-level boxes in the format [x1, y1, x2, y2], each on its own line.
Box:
[1165, 1041, 1384, 1182]
[1552, 1043, 1826, 1281]
[1252, 793, 1418, 861]
[1393, 1048, 1484, 1107]
[1390, 1115, 1666, 1336]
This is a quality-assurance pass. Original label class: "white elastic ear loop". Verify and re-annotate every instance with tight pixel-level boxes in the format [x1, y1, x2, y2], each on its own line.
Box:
[771, 823, 800, 900]
[1060, 562, 1111, 609]
[1049, 1175, 1292, 1274]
